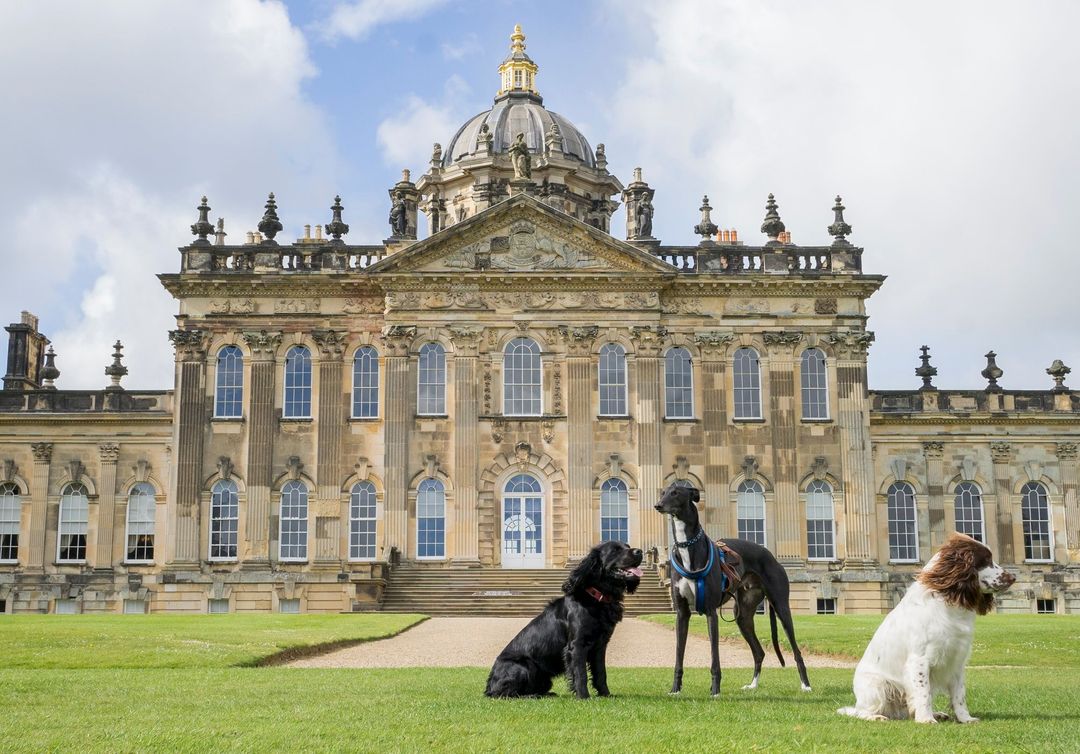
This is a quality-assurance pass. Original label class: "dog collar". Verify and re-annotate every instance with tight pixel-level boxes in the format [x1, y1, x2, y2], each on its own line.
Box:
[673, 527, 704, 548]
[584, 586, 613, 603]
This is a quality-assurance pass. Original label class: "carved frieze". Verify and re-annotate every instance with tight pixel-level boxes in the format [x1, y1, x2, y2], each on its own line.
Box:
[763, 331, 804, 347]
[343, 297, 382, 314]
[725, 298, 769, 315]
[275, 299, 320, 314]
[386, 289, 659, 313]
[209, 298, 255, 315]
[814, 298, 838, 314]
[242, 330, 282, 360]
[693, 330, 734, 358]
[558, 325, 599, 356]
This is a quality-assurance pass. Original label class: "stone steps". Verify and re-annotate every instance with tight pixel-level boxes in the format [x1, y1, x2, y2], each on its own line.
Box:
[378, 565, 672, 616]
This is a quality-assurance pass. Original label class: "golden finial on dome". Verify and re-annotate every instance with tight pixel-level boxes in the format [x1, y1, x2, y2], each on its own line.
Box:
[497, 24, 539, 98]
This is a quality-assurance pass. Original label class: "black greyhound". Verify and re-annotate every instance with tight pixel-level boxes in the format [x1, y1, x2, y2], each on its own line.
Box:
[654, 483, 811, 696]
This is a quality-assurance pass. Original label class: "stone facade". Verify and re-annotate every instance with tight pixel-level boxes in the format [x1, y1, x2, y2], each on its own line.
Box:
[1, 27, 1077, 615]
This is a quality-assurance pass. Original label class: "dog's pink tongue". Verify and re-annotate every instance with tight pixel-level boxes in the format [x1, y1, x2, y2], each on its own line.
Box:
[628, 567, 643, 577]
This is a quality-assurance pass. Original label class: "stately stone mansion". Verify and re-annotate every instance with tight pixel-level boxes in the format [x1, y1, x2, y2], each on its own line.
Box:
[1, 27, 1077, 616]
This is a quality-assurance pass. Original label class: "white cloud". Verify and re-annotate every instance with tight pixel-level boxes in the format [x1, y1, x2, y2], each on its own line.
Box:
[0, 0, 340, 388]
[603, 0, 1080, 388]
[441, 33, 481, 61]
[376, 75, 470, 170]
[317, 0, 448, 42]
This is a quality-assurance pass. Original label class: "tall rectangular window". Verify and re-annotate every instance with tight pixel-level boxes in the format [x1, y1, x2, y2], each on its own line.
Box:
[733, 348, 762, 420]
[953, 482, 985, 543]
[1021, 482, 1052, 561]
[598, 343, 627, 416]
[417, 479, 445, 559]
[805, 480, 835, 560]
[0, 482, 20, 562]
[503, 338, 542, 416]
[125, 483, 156, 563]
[283, 345, 312, 419]
[664, 348, 693, 419]
[210, 480, 239, 560]
[349, 481, 377, 560]
[279, 480, 309, 561]
[600, 479, 629, 543]
[737, 480, 766, 546]
[352, 346, 379, 418]
[417, 343, 446, 415]
[214, 345, 244, 418]
[887, 482, 918, 562]
[800, 348, 829, 420]
[57, 484, 88, 562]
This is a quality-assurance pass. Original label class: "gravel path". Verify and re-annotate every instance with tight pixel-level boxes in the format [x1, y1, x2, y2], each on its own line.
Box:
[288, 617, 855, 669]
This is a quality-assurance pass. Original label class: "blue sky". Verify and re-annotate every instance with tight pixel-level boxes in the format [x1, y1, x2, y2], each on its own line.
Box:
[1, 1, 1078, 391]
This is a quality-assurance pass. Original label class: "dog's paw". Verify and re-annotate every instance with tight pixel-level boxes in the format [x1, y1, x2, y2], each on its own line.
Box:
[800, 684, 813, 693]
[956, 716, 980, 724]
[870, 714, 889, 722]
[741, 683, 757, 691]
[668, 690, 681, 697]
[915, 716, 939, 724]
[933, 712, 951, 722]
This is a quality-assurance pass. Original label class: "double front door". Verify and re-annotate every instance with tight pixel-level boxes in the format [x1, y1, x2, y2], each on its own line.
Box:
[501, 474, 544, 568]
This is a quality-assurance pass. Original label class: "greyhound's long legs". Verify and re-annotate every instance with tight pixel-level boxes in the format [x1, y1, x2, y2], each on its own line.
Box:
[735, 594, 766, 690]
[671, 598, 691, 694]
[706, 609, 722, 696]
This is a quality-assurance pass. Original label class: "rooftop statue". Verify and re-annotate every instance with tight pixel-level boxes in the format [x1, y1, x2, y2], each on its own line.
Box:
[509, 132, 532, 180]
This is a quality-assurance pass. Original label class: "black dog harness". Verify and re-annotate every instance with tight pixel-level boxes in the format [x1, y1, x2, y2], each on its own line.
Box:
[669, 520, 727, 615]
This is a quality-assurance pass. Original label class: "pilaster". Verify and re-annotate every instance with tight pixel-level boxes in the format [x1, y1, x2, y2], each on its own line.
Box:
[763, 332, 800, 562]
[382, 325, 415, 558]
[167, 329, 210, 565]
[95, 443, 119, 569]
[450, 326, 483, 562]
[828, 331, 878, 565]
[27, 442, 52, 570]
[562, 326, 598, 559]
[242, 330, 282, 563]
[990, 442, 1015, 563]
[923, 441, 945, 550]
[696, 332, 733, 529]
[631, 326, 664, 551]
[1055, 442, 1078, 559]
[313, 330, 346, 563]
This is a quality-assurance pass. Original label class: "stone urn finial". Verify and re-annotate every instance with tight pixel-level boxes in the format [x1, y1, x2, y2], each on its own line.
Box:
[327, 195, 349, 242]
[190, 196, 214, 245]
[915, 345, 937, 391]
[41, 346, 60, 389]
[257, 192, 283, 243]
[760, 193, 786, 242]
[694, 195, 718, 242]
[105, 340, 128, 392]
[982, 351, 1003, 393]
[1047, 359, 1071, 393]
[827, 195, 852, 245]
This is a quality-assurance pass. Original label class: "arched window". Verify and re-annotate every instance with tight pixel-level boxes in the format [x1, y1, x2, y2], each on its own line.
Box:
[737, 480, 766, 546]
[887, 481, 918, 562]
[0, 482, 20, 562]
[125, 483, 156, 563]
[601, 478, 629, 543]
[806, 480, 835, 560]
[733, 347, 762, 420]
[349, 480, 377, 560]
[210, 479, 239, 560]
[215, 345, 244, 418]
[664, 347, 693, 419]
[352, 346, 379, 418]
[283, 345, 312, 419]
[279, 480, 309, 561]
[503, 338, 541, 416]
[57, 483, 88, 562]
[800, 348, 828, 420]
[1021, 481, 1052, 561]
[954, 482, 985, 543]
[417, 342, 446, 415]
[598, 343, 627, 417]
[417, 479, 445, 558]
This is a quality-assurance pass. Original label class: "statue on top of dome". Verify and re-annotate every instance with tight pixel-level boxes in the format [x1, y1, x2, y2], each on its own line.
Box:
[509, 132, 532, 180]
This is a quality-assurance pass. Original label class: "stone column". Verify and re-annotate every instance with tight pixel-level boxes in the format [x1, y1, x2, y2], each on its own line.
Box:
[242, 330, 282, 563]
[167, 329, 210, 565]
[27, 442, 52, 570]
[1055, 442, 1078, 558]
[763, 333, 801, 562]
[312, 330, 346, 564]
[382, 326, 415, 558]
[828, 331, 878, 566]
[696, 332, 733, 528]
[923, 441, 945, 551]
[562, 326, 598, 560]
[990, 442, 1015, 563]
[631, 327, 665, 551]
[95, 443, 119, 569]
[450, 326, 483, 562]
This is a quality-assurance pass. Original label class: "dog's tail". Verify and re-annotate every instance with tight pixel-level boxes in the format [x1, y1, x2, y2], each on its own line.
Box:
[768, 602, 786, 667]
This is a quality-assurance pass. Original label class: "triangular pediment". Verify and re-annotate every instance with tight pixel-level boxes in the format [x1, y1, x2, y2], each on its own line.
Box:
[365, 194, 674, 276]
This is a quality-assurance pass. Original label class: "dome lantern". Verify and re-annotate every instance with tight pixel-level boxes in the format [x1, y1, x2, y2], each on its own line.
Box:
[497, 24, 539, 98]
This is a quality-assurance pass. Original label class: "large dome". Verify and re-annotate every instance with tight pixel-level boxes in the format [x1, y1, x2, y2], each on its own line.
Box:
[442, 92, 596, 169]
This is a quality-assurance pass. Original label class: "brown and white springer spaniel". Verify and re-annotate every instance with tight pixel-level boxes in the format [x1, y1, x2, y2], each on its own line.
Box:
[838, 533, 1015, 723]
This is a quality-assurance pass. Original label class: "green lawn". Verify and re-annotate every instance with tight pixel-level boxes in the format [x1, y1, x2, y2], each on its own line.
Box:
[1, 613, 1078, 753]
[641, 613, 1080, 668]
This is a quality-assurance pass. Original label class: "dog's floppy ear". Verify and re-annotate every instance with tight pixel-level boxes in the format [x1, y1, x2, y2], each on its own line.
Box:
[689, 487, 700, 503]
[562, 547, 602, 594]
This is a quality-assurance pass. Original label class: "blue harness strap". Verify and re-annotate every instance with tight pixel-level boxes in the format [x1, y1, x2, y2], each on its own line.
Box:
[670, 541, 727, 615]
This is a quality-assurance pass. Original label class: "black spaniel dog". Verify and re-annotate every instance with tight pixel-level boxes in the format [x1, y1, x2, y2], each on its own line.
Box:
[485, 541, 643, 699]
